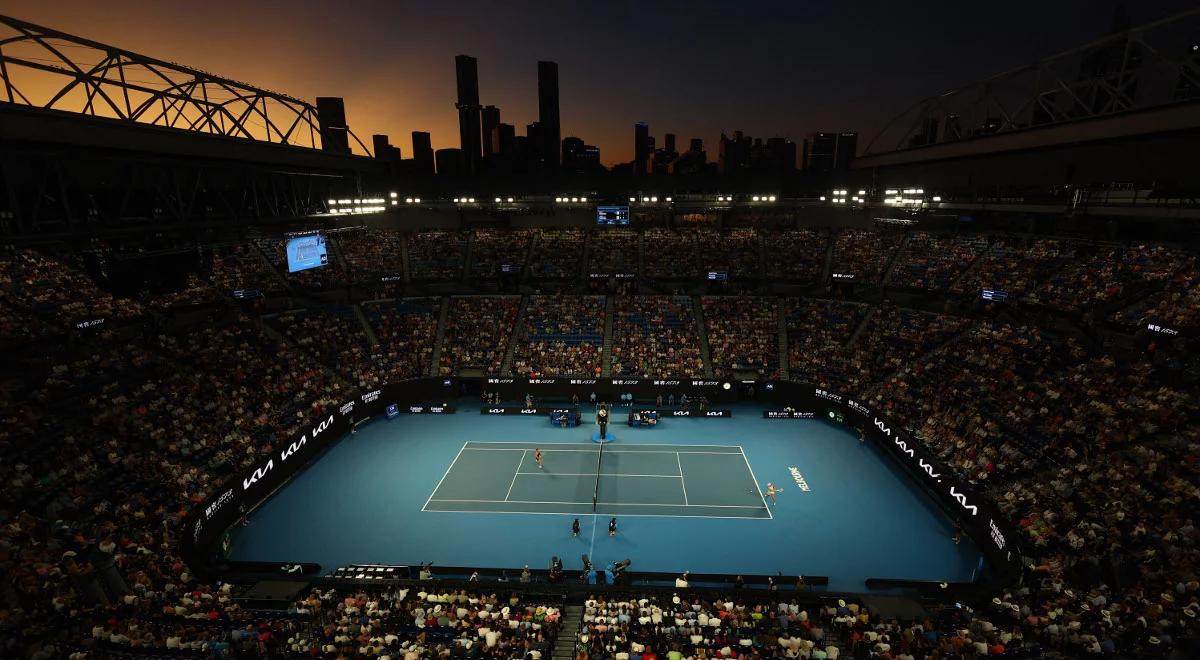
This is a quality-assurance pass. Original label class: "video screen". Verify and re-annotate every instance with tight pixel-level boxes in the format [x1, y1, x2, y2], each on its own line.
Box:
[596, 205, 630, 225]
[286, 234, 329, 273]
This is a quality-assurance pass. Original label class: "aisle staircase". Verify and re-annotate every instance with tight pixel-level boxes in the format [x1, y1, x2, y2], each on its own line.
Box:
[427, 298, 451, 376]
[499, 295, 530, 375]
[353, 304, 379, 346]
[551, 605, 583, 660]
[777, 308, 790, 381]
[600, 295, 616, 377]
[693, 297, 715, 378]
[880, 234, 911, 286]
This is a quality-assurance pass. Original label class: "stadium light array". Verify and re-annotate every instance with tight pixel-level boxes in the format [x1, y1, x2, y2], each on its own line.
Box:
[665, 197, 672, 202]
[820, 196, 826, 201]
[389, 192, 398, 198]
[507, 197, 514, 202]
[650, 196, 658, 202]
[932, 196, 942, 202]
[630, 197, 636, 202]
[495, 197, 502, 203]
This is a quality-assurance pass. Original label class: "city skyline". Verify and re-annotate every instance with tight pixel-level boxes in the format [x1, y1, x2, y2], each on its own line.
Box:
[3, 0, 1195, 165]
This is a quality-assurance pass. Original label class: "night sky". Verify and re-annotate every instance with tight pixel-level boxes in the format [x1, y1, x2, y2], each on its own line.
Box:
[4, 0, 1196, 164]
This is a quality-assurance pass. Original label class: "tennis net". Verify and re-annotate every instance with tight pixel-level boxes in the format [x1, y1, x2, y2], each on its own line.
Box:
[592, 441, 605, 511]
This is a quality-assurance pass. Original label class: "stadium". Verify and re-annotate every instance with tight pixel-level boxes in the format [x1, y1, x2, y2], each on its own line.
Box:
[1, 3, 1199, 658]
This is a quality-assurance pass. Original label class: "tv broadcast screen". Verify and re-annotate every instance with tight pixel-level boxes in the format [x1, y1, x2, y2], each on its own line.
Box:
[596, 205, 630, 225]
[285, 234, 329, 273]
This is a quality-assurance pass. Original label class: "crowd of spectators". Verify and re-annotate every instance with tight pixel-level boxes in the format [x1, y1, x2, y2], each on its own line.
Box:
[0, 246, 144, 325]
[440, 296, 521, 375]
[950, 238, 1074, 299]
[610, 296, 705, 378]
[702, 297, 779, 378]
[281, 586, 561, 657]
[529, 229, 587, 279]
[588, 229, 640, 276]
[364, 298, 441, 381]
[643, 229, 761, 279]
[2, 227, 1199, 657]
[845, 304, 970, 395]
[337, 228, 407, 283]
[409, 231, 468, 280]
[273, 307, 377, 388]
[864, 320, 1200, 656]
[511, 295, 605, 377]
[829, 230, 901, 285]
[1111, 253, 1200, 332]
[577, 592, 1046, 659]
[472, 229, 534, 279]
[764, 229, 828, 281]
[889, 232, 987, 291]
[1023, 243, 1193, 312]
[785, 298, 870, 391]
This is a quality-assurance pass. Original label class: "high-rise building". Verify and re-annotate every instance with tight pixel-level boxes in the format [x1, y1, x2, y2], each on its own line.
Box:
[435, 148, 464, 177]
[538, 61, 561, 173]
[455, 55, 482, 175]
[834, 132, 858, 170]
[802, 131, 856, 173]
[562, 136, 601, 174]
[411, 131, 434, 176]
[719, 131, 752, 173]
[481, 105, 501, 158]
[664, 133, 676, 155]
[801, 132, 837, 173]
[765, 137, 796, 171]
[689, 138, 703, 153]
[315, 97, 350, 155]
[497, 123, 516, 158]
[634, 122, 649, 176]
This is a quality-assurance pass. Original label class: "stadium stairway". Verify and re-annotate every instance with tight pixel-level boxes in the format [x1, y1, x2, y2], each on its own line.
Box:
[461, 231, 475, 283]
[579, 235, 591, 282]
[846, 305, 876, 349]
[821, 232, 834, 281]
[600, 295, 615, 377]
[777, 308, 790, 380]
[693, 297, 715, 378]
[552, 604, 583, 660]
[500, 294, 530, 374]
[427, 298, 451, 376]
[352, 304, 379, 346]
[523, 232, 540, 281]
[400, 233, 411, 285]
[880, 232, 911, 287]
[947, 237, 997, 292]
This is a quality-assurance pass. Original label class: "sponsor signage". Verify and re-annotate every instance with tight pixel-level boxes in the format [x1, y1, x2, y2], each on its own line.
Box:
[660, 409, 732, 418]
[569, 379, 597, 385]
[231, 288, 263, 299]
[527, 378, 556, 385]
[831, 272, 856, 281]
[403, 405, 454, 414]
[763, 410, 816, 419]
[379, 275, 403, 283]
[486, 378, 515, 384]
[788, 467, 812, 492]
[706, 271, 729, 281]
[612, 379, 640, 385]
[75, 318, 106, 330]
[981, 289, 1009, 302]
[480, 406, 570, 415]
[1147, 323, 1180, 336]
[814, 388, 843, 403]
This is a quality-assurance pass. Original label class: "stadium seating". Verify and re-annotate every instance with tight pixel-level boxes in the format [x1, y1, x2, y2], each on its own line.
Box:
[511, 295, 605, 377]
[610, 296, 705, 378]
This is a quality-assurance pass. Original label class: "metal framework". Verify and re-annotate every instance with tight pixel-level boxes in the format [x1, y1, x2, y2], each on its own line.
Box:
[864, 9, 1200, 155]
[0, 14, 367, 153]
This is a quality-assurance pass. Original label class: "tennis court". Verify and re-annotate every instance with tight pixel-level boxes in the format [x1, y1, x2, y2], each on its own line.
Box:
[422, 441, 772, 519]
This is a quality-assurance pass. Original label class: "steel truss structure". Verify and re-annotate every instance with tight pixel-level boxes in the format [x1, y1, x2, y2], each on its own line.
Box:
[864, 9, 1200, 155]
[0, 14, 367, 153]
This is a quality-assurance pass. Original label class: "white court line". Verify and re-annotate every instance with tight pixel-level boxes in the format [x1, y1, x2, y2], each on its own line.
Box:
[422, 508, 772, 520]
[427, 498, 764, 508]
[516, 472, 682, 478]
[463, 444, 744, 451]
[677, 452, 689, 505]
[503, 450, 527, 502]
[738, 447, 774, 520]
[421, 442, 468, 511]
[460, 447, 741, 455]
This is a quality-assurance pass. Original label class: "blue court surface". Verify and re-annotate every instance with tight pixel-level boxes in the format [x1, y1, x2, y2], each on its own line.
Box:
[230, 401, 983, 592]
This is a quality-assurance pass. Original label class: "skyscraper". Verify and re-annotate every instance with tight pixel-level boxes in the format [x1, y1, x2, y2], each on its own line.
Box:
[634, 122, 649, 176]
[411, 131, 434, 176]
[801, 132, 837, 173]
[833, 132, 858, 171]
[315, 97, 350, 155]
[455, 55, 482, 175]
[538, 61, 561, 173]
[481, 105, 501, 158]
[664, 133, 677, 155]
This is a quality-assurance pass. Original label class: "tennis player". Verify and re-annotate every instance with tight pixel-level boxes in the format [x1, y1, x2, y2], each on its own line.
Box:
[535, 448, 544, 469]
[765, 482, 781, 505]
